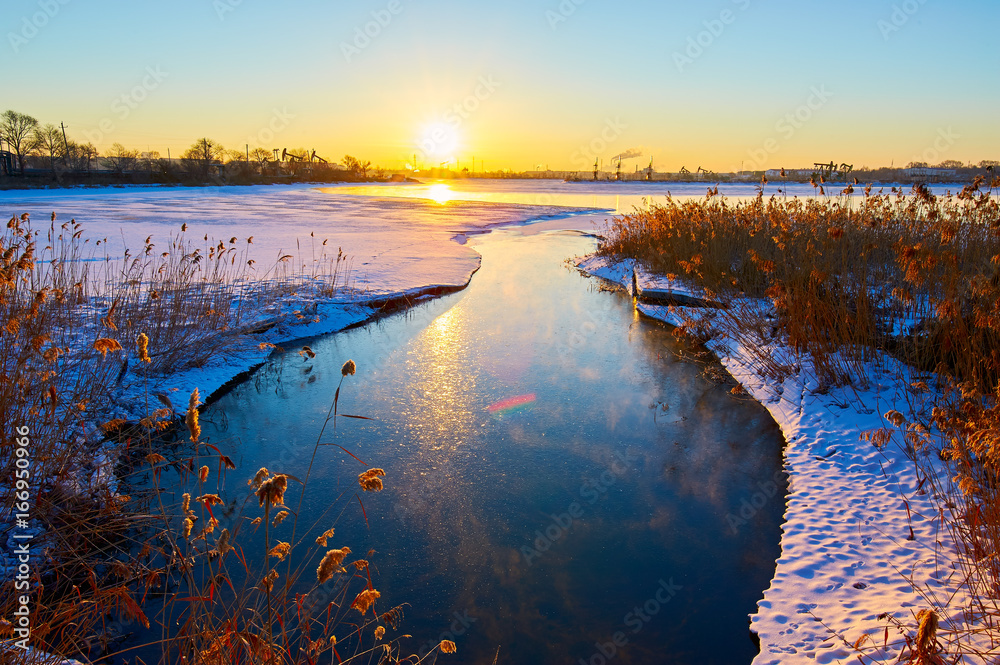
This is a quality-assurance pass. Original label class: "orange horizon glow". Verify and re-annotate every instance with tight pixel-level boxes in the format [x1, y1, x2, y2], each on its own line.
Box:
[7, 3, 998, 173]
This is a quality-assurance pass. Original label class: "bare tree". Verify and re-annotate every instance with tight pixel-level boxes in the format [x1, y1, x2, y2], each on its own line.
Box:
[1, 110, 39, 174]
[181, 138, 225, 178]
[66, 141, 99, 172]
[221, 149, 251, 179]
[141, 150, 161, 175]
[344, 155, 372, 178]
[250, 147, 272, 175]
[105, 143, 140, 174]
[33, 123, 65, 174]
[342, 155, 361, 174]
[224, 149, 246, 164]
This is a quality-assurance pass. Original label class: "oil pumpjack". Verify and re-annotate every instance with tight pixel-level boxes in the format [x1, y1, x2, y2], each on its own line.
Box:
[280, 148, 330, 163]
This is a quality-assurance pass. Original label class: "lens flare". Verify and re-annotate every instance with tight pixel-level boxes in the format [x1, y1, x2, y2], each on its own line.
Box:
[487, 393, 536, 417]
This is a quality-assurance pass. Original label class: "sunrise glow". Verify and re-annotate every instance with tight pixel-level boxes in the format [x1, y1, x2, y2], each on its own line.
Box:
[6, 2, 997, 172]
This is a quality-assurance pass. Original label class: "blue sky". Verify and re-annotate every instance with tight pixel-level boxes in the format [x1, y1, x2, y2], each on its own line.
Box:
[4, 0, 997, 170]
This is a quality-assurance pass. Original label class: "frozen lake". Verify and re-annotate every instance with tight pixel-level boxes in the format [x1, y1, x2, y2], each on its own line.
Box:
[6, 179, 946, 663]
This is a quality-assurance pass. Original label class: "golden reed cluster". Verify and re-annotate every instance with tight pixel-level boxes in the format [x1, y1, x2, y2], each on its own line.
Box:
[358, 467, 386, 492]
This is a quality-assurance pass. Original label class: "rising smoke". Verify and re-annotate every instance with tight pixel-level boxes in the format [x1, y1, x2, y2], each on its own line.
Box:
[612, 147, 647, 162]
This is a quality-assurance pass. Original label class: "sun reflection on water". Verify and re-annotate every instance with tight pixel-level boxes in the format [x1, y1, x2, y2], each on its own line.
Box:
[403, 306, 477, 453]
[425, 183, 454, 205]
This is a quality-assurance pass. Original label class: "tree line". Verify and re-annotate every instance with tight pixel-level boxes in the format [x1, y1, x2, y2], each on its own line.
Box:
[0, 109, 377, 183]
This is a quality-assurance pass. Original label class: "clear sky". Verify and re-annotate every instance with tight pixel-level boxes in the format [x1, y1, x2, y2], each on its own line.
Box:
[5, 0, 998, 172]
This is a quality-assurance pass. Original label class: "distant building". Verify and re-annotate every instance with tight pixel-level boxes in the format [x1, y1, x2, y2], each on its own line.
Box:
[765, 169, 814, 178]
[905, 167, 957, 178]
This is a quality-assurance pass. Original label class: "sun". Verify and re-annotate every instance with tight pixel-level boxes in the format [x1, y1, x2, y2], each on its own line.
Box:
[417, 122, 461, 165]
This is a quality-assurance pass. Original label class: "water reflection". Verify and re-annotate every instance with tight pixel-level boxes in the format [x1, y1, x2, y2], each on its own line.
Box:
[425, 183, 456, 205]
[193, 229, 786, 665]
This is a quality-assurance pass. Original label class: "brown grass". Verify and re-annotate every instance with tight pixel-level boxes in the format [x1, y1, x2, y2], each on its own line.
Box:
[601, 179, 1000, 658]
[0, 211, 441, 665]
[602, 180, 1000, 390]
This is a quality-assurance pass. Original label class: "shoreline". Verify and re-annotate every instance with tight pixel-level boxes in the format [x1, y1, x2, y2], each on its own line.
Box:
[0, 192, 490, 584]
[0, 174, 375, 192]
[0, 171, 973, 192]
[0, 177, 980, 194]
[0, 280, 477, 570]
[67, 271, 487, 499]
[576, 254, 961, 664]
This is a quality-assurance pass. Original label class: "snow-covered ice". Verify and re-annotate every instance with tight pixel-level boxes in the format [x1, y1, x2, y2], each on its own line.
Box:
[0, 183, 595, 297]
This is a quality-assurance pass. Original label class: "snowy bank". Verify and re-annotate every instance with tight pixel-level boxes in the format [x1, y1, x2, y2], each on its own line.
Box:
[577, 254, 973, 664]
